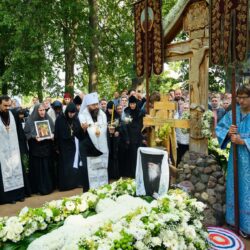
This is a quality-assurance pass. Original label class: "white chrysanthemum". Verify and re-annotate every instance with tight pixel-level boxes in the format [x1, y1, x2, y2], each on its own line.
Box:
[178, 236, 188, 250]
[44, 208, 53, 221]
[151, 236, 162, 247]
[5, 217, 24, 235]
[191, 200, 206, 212]
[126, 226, 147, 241]
[35, 216, 44, 223]
[47, 200, 57, 208]
[162, 212, 180, 222]
[187, 242, 196, 250]
[24, 228, 34, 237]
[82, 192, 98, 205]
[77, 200, 88, 212]
[193, 219, 202, 229]
[184, 225, 196, 240]
[65, 201, 75, 211]
[179, 210, 191, 223]
[95, 198, 116, 213]
[39, 222, 47, 230]
[134, 240, 150, 250]
[54, 216, 61, 222]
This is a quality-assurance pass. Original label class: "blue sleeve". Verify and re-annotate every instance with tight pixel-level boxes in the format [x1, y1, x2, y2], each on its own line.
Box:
[243, 138, 250, 152]
[215, 111, 232, 149]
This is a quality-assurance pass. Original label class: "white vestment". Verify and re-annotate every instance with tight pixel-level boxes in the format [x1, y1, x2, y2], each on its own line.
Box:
[0, 112, 24, 192]
[79, 108, 109, 189]
[136, 147, 169, 197]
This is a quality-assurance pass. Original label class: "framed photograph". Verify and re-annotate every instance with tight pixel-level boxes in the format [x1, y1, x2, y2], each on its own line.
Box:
[140, 152, 163, 196]
[34, 120, 52, 140]
[136, 147, 169, 197]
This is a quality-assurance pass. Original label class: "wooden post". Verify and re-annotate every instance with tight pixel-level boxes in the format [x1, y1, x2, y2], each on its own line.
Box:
[145, 0, 150, 114]
[231, 66, 239, 234]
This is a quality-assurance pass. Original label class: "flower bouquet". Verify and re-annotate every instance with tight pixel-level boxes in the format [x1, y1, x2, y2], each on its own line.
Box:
[0, 179, 209, 250]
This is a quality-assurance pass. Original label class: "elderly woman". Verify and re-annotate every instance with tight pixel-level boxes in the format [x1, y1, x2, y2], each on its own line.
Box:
[24, 103, 54, 195]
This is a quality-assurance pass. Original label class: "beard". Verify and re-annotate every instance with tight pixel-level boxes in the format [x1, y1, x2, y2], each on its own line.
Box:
[148, 163, 161, 182]
[90, 108, 99, 121]
[0, 110, 10, 123]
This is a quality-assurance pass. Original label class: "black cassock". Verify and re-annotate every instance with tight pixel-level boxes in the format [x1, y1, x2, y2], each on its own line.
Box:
[106, 110, 120, 180]
[11, 108, 31, 196]
[124, 107, 145, 178]
[28, 139, 54, 195]
[54, 114, 80, 191]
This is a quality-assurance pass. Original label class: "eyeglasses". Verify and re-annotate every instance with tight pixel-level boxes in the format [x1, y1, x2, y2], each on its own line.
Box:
[236, 96, 250, 100]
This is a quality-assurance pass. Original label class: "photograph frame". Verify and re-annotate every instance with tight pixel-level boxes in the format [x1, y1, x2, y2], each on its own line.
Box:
[34, 120, 52, 140]
[140, 152, 164, 196]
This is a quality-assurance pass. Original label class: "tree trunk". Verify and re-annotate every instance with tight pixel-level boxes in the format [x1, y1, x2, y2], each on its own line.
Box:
[88, 0, 98, 93]
[36, 81, 43, 103]
[63, 21, 77, 97]
[0, 56, 7, 95]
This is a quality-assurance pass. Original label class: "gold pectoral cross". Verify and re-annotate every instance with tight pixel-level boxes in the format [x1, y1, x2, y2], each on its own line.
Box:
[5, 126, 10, 132]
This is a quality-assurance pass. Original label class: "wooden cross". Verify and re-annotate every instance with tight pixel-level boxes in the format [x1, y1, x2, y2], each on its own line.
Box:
[143, 95, 190, 166]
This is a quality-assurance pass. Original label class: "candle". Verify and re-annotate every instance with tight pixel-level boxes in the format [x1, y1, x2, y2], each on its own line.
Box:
[111, 104, 115, 125]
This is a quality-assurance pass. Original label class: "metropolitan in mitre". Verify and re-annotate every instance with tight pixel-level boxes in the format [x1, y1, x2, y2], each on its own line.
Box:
[76, 92, 109, 191]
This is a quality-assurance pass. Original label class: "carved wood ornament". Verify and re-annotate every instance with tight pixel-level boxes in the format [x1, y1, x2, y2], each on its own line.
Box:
[134, 0, 164, 77]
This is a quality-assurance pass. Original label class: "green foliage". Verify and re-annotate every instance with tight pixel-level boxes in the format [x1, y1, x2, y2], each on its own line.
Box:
[0, 0, 226, 99]
[156, 124, 171, 140]
[208, 138, 229, 172]
[1, 221, 64, 250]
[208, 66, 226, 93]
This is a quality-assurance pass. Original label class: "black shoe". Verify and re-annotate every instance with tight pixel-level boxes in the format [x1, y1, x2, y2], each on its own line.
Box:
[240, 230, 250, 239]
[8, 200, 16, 204]
[19, 198, 25, 202]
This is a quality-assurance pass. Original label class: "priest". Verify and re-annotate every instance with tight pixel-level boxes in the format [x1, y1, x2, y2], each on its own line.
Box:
[76, 92, 109, 191]
[0, 95, 25, 204]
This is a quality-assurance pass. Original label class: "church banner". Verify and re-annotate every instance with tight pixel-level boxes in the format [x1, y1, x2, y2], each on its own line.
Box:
[134, 0, 164, 77]
[210, 0, 248, 66]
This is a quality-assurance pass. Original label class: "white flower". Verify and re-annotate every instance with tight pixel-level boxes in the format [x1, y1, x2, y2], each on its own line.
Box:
[24, 228, 34, 237]
[82, 192, 98, 205]
[193, 219, 202, 229]
[134, 240, 150, 250]
[77, 200, 88, 212]
[95, 198, 116, 213]
[126, 226, 147, 241]
[191, 200, 206, 212]
[53, 216, 59, 222]
[36, 216, 44, 223]
[44, 208, 53, 221]
[187, 243, 196, 250]
[39, 222, 47, 230]
[56, 200, 63, 208]
[184, 225, 196, 240]
[48, 200, 57, 208]
[65, 201, 75, 211]
[151, 236, 162, 247]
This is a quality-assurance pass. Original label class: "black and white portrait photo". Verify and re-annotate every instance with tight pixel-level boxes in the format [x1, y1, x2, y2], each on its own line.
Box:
[136, 147, 169, 197]
[140, 152, 163, 196]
